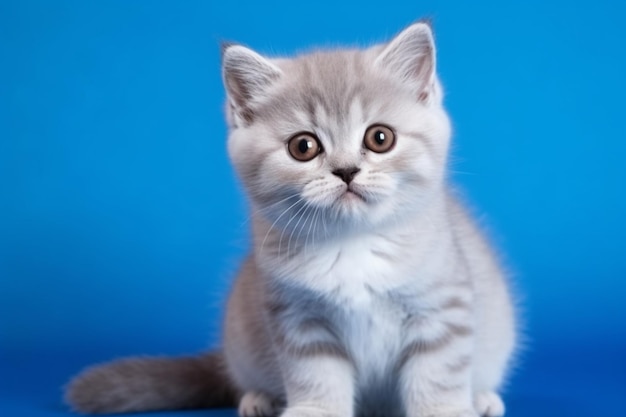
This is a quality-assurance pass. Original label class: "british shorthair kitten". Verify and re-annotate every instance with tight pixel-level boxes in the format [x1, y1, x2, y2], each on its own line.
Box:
[66, 22, 517, 417]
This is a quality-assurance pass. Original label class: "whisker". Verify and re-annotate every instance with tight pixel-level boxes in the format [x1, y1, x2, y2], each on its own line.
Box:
[311, 206, 322, 252]
[281, 201, 309, 257]
[260, 197, 303, 256]
[295, 205, 314, 258]
[317, 205, 330, 240]
[240, 193, 300, 228]
[305, 206, 320, 256]
[257, 193, 301, 213]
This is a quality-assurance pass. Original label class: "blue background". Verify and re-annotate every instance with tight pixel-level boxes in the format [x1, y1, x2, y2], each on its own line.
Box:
[1, 1, 625, 416]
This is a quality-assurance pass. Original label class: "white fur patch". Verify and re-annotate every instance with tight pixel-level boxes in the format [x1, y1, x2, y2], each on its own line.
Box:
[238, 391, 278, 417]
[474, 391, 505, 417]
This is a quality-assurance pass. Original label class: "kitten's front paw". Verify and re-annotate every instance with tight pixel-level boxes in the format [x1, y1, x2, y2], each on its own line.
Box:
[238, 391, 279, 417]
[280, 405, 340, 417]
[423, 410, 479, 417]
[474, 391, 505, 417]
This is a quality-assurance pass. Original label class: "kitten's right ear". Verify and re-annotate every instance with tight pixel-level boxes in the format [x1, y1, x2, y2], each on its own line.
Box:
[221, 44, 282, 124]
[374, 22, 437, 103]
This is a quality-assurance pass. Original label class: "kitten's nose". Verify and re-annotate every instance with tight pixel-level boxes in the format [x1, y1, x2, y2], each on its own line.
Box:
[332, 167, 361, 184]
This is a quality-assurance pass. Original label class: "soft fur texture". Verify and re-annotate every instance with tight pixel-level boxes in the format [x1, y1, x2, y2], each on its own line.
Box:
[65, 22, 517, 417]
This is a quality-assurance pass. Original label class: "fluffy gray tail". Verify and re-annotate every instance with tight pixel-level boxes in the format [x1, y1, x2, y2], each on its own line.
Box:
[65, 352, 239, 414]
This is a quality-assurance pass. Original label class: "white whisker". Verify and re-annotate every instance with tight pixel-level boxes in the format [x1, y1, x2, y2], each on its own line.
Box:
[240, 193, 300, 228]
[260, 196, 303, 256]
[281, 201, 309, 258]
[305, 206, 320, 256]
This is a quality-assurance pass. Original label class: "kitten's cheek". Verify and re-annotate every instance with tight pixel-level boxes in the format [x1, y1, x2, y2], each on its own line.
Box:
[351, 176, 397, 201]
[301, 184, 345, 208]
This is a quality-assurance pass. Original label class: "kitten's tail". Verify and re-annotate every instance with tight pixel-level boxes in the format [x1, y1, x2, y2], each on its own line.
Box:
[65, 352, 239, 414]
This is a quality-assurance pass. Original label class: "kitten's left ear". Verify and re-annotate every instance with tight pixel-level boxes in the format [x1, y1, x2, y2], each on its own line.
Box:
[375, 22, 437, 102]
[222, 44, 282, 124]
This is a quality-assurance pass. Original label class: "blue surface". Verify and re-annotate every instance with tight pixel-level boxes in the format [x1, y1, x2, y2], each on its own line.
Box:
[1, 1, 625, 416]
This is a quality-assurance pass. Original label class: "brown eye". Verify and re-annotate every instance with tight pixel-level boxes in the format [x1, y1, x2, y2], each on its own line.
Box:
[287, 133, 322, 162]
[363, 124, 395, 153]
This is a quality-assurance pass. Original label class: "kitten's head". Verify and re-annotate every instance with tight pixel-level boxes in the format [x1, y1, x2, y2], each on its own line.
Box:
[222, 23, 451, 237]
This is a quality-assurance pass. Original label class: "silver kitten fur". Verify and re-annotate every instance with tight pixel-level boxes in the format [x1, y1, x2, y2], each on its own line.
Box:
[223, 22, 516, 417]
[64, 22, 517, 417]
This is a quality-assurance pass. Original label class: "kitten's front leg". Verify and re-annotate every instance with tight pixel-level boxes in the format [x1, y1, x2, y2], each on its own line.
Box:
[279, 354, 354, 417]
[399, 316, 478, 417]
[267, 292, 354, 417]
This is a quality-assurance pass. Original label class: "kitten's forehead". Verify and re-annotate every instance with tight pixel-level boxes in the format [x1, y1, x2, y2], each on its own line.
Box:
[256, 49, 405, 141]
[281, 50, 369, 101]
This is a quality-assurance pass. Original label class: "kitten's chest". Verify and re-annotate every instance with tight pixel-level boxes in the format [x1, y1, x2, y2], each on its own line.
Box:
[278, 235, 428, 373]
[304, 239, 414, 372]
[341, 292, 408, 378]
[295, 234, 410, 299]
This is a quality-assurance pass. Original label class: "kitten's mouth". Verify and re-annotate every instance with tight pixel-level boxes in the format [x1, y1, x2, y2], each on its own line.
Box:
[343, 188, 366, 202]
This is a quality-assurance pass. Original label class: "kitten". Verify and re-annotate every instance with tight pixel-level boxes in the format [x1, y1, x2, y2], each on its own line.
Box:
[66, 22, 517, 417]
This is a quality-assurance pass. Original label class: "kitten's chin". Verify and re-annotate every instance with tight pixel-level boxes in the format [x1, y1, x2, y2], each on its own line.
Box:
[334, 190, 379, 224]
[334, 190, 420, 232]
